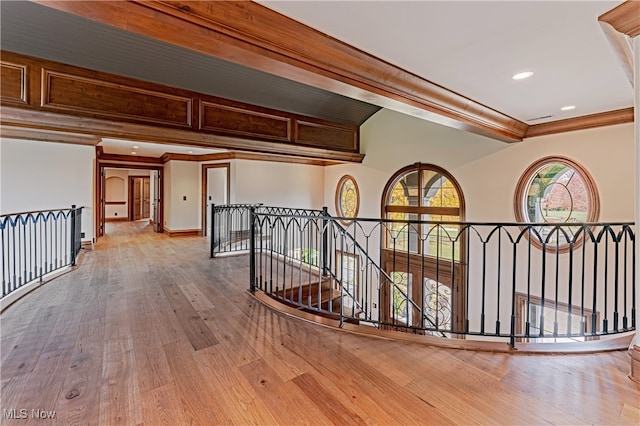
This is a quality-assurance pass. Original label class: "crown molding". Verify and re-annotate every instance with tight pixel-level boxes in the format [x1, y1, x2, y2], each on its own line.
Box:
[525, 107, 634, 138]
[598, 1, 639, 86]
[599, 1, 640, 38]
[16, 1, 635, 143]
[30, 0, 528, 142]
[1, 106, 365, 163]
[0, 125, 100, 146]
[100, 148, 339, 166]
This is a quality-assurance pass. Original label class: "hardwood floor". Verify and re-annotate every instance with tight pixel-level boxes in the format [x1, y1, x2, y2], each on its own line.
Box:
[1, 221, 639, 425]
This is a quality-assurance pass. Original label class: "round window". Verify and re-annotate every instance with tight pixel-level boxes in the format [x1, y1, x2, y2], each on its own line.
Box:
[514, 156, 599, 250]
[335, 175, 359, 223]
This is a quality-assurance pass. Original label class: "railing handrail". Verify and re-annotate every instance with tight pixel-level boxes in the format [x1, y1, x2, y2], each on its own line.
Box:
[1, 205, 84, 301]
[0, 206, 84, 218]
[213, 204, 634, 228]
[213, 204, 636, 347]
[254, 211, 634, 228]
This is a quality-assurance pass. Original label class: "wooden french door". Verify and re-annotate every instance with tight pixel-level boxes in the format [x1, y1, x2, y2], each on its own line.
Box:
[129, 177, 150, 221]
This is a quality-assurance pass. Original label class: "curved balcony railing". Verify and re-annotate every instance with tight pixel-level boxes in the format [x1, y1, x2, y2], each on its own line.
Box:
[212, 205, 635, 348]
[1, 206, 83, 301]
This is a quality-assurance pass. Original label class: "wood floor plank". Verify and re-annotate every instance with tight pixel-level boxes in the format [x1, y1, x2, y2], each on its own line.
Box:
[140, 383, 187, 426]
[162, 340, 228, 425]
[157, 275, 219, 351]
[279, 329, 456, 425]
[194, 344, 279, 425]
[292, 372, 368, 425]
[0, 221, 637, 425]
[127, 294, 172, 394]
[1, 305, 63, 376]
[98, 336, 142, 426]
[238, 359, 333, 425]
[56, 318, 104, 426]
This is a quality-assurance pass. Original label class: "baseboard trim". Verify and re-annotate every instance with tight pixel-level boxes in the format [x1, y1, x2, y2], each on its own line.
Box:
[105, 217, 128, 222]
[164, 228, 202, 237]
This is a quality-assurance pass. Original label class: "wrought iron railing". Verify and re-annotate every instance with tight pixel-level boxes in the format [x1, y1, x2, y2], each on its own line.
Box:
[1, 206, 83, 299]
[210, 204, 261, 257]
[212, 204, 636, 347]
[210, 204, 327, 258]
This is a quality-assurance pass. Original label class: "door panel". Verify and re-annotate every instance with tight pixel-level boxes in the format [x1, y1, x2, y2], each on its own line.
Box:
[153, 170, 161, 232]
[133, 178, 142, 220]
[203, 165, 229, 237]
[142, 177, 151, 219]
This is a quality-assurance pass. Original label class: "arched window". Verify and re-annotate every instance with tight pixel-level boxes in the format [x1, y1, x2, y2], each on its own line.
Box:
[514, 156, 599, 251]
[382, 163, 464, 258]
[381, 163, 465, 332]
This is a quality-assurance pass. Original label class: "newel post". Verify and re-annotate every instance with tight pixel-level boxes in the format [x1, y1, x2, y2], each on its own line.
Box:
[249, 206, 256, 292]
[70, 205, 77, 266]
[322, 206, 329, 277]
[210, 204, 215, 258]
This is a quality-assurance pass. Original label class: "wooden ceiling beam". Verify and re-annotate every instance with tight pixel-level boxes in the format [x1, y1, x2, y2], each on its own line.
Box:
[0, 106, 365, 163]
[525, 107, 634, 138]
[30, 0, 528, 143]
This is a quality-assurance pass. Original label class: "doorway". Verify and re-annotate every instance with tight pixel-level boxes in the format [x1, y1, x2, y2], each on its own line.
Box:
[128, 176, 151, 221]
[97, 163, 163, 238]
[201, 163, 230, 237]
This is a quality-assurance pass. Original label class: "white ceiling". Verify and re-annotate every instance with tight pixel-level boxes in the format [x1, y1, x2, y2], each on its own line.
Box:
[259, 0, 632, 124]
[99, 138, 227, 157]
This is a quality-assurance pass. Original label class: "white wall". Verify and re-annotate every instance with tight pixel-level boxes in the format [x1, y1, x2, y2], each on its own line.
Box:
[0, 138, 95, 240]
[105, 170, 128, 218]
[163, 160, 200, 231]
[324, 108, 635, 223]
[233, 159, 324, 209]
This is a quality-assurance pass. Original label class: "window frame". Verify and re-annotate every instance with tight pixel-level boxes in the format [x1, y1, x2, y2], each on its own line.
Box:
[380, 163, 466, 333]
[335, 175, 360, 225]
[381, 163, 465, 255]
[513, 156, 600, 253]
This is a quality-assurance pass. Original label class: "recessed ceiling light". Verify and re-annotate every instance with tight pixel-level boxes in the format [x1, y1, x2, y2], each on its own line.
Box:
[132, 145, 139, 149]
[560, 105, 575, 111]
[512, 71, 534, 80]
[131, 151, 137, 155]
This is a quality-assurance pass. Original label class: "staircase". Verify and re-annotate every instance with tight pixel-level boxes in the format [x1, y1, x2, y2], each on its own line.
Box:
[273, 276, 358, 323]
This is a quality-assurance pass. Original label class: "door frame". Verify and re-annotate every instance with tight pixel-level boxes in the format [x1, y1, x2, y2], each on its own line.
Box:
[201, 162, 231, 236]
[96, 162, 164, 238]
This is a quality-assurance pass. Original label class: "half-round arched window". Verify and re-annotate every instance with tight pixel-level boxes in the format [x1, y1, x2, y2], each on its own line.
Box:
[514, 156, 599, 251]
[382, 163, 464, 257]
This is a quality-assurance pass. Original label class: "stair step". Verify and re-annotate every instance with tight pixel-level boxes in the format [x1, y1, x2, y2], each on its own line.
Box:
[264, 293, 361, 325]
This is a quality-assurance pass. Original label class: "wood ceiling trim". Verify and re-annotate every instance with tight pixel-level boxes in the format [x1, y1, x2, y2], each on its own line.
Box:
[0, 125, 101, 146]
[0, 106, 365, 163]
[525, 107, 634, 138]
[598, 1, 638, 87]
[97, 145, 339, 166]
[97, 152, 164, 164]
[29, 0, 528, 143]
[598, 21, 634, 85]
[598, 1, 640, 38]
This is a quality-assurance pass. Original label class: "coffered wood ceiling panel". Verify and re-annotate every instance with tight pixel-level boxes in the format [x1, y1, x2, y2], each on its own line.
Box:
[0, 1, 380, 127]
[0, 0, 635, 146]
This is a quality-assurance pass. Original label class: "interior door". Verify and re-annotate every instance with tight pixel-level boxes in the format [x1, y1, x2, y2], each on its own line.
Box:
[152, 170, 161, 232]
[142, 177, 151, 219]
[133, 178, 142, 220]
[205, 166, 228, 237]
